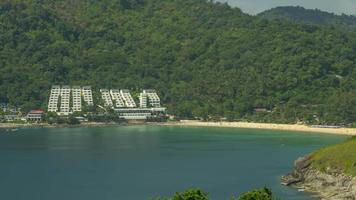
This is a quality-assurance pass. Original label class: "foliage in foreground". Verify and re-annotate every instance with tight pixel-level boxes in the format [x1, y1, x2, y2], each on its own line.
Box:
[236, 188, 273, 200]
[154, 188, 277, 200]
[311, 136, 356, 176]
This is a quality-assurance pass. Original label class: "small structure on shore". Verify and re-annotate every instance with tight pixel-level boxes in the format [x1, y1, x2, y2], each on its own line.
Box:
[4, 114, 21, 122]
[26, 110, 44, 122]
[1, 103, 20, 113]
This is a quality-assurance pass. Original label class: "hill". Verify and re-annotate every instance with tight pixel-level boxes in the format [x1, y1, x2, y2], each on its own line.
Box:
[258, 6, 356, 30]
[311, 136, 356, 176]
[283, 137, 356, 198]
[0, 0, 356, 125]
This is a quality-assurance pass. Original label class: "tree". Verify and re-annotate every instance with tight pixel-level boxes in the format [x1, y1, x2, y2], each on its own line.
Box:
[235, 188, 273, 200]
[172, 189, 209, 200]
[68, 115, 80, 125]
[0, 0, 355, 125]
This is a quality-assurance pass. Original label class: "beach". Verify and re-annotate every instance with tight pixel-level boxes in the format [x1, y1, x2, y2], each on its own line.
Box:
[1, 121, 356, 136]
[163, 120, 356, 136]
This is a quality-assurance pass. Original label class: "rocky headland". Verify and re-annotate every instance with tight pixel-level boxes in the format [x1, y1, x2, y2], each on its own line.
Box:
[282, 156, 356, 200]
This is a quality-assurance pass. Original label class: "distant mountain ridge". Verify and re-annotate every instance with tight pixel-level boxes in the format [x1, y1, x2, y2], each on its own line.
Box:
[258, 6, 356, 29]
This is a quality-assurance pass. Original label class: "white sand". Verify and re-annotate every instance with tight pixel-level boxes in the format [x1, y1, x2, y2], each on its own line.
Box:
[1, 121, 355, 136]
[163, 120, 356, 136]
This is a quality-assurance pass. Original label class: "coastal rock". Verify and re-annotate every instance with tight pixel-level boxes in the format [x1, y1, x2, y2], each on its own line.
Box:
[282, 156, 356, 200]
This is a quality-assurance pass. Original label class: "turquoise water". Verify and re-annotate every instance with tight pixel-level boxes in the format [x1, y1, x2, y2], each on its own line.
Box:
[0, 126, 347, 200]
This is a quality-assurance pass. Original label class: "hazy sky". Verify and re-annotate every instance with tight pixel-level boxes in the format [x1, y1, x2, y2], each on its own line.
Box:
[217, 0, 356, 15]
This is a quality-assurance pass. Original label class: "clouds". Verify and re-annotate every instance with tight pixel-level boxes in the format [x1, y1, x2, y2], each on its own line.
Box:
[217, 0, 356, 15]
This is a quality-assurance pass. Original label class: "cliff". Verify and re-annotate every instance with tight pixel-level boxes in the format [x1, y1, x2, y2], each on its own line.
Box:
[282, 156, 356, 200]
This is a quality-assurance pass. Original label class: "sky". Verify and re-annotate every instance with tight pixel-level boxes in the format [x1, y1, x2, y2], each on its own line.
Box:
[217, 0, 356, 15]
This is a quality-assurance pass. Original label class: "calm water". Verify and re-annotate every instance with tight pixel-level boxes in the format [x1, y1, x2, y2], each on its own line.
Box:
[0, 126, 347, 200]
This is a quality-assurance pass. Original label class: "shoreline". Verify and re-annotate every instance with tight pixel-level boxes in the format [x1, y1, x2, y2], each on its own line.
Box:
[161, 120, 356, 136]
[282, 156, 356, 199]
[0, 122, 122, 129]
[1, 120, 355, 136]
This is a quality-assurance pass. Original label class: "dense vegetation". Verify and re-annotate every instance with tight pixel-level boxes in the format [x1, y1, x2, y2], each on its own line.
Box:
[259, 6, 356, 30]
[154, 188, 276, 200]
[0, 0, 355, 125]
[311, 136, 356, 176]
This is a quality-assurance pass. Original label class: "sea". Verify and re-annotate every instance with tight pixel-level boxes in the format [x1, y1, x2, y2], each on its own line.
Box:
[0, 125, 347, 200]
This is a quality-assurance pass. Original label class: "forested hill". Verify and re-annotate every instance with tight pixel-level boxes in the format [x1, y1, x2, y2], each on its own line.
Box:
[0, 0, 356, 125]
[258, 6, 356, 30]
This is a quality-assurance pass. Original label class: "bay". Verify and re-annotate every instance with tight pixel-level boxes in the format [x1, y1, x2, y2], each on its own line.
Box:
[0, 126, 347, 200]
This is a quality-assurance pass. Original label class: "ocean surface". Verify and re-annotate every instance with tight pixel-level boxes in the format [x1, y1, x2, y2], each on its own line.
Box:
[0, 125, 347, 200]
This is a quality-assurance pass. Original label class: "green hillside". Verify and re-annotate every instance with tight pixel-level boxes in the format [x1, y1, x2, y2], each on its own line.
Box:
[311, 136, 356, 176]
[259, 6, 356, 30]
[0, 0, 356, 125]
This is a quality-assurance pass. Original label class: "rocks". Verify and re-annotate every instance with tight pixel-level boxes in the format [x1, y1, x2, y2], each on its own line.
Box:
[281, 156, 310, 186]
[281, 174, 301, 186]
[294, 156, 312, 173]
[282, 156, 356, 200]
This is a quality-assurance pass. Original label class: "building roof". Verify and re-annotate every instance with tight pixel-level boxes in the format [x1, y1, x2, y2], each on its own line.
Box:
[28, 109, 45, 114]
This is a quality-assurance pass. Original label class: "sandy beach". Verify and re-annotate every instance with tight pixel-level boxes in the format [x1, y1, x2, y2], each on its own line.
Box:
[163, 120, 356, 136]
[1, 121, 356, 136]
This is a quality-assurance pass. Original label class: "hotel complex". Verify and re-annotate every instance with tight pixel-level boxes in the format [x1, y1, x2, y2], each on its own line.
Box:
[100, 89, 165, 119]
[82, 86, 94, 106]
[48, 86, 166, 119]
[48, 86, 94, 116]
[59, 86, 71, 115]
[48, 85, 60, 112]
[100, 89, 113, 107]
[72, 86, 82, 112]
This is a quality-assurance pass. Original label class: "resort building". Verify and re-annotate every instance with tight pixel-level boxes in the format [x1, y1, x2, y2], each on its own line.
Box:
[45, 86, 166, 120]
[4, 114, 22, 122]
[59, 86, 71, 115]
[143, 89, 161, 107]
[72, 86, 82, 112]
[114, 107, 166, 120]
[115, 90, 165, 120]
[139, 93, 148, 108]
[120, 89, 136, 108]
[82, 86, 94, 106]
[4, 115, 21, 122]
[100, 89, 113, 107]
[0, 103, 19, 113]
[48, 85, 61, 112]
[26, 110, 44, 122]
[110, 89, 125, 108]
[0, 103, 7, 112]
[47, 85, 95, 115]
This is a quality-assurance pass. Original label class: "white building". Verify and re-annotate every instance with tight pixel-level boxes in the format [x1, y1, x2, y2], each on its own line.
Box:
[110, 89, 125, 108]
[72, 86, 82, 112]
[139, 93, 147, 108]
[59, 86, 71, 115]
[114, 107, 166, 120]
[26, 110, 44, 122]
[82, 86, 94, 106]
[143, 89, 161, 107]
[48, 85, 61, 112]
[100, 89, 113, 107]
[120, 90, 136, 108]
